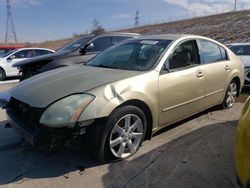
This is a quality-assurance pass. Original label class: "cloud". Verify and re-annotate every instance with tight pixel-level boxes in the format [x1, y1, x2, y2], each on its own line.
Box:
[109, 13, 134, 20]
[162, 0, 250, 16]
[11, 0, 42, 7]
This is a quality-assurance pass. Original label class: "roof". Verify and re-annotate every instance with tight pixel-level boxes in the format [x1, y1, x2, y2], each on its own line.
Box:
[78, 32, 140, 39]
[228, 43, 250, 46]
[135, 34, 197, 41]
[14, 47, 55, 52]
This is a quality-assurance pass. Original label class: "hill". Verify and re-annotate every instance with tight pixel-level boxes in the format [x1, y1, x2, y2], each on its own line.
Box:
[2, 9, 250, 50]
[121, 9, 250, 44]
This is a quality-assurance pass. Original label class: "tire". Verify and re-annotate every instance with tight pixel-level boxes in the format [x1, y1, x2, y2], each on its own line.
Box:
[0, 69, 6, 81]
[221, 80, 238, 109]
[95, 105, 147, 162]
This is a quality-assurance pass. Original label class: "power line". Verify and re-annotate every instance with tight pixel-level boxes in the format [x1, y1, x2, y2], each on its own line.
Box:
[5, 0, 17, 43]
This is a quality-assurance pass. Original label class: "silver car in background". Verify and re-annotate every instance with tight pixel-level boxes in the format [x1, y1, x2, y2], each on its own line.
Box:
[228, 43, 250, 86]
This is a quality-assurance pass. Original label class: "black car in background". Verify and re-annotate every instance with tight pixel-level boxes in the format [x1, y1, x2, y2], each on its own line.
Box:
[13, 32, 139, 80]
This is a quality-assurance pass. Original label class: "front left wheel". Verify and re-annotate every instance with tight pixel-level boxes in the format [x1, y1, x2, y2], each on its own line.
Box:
[96, 105, 147, 162]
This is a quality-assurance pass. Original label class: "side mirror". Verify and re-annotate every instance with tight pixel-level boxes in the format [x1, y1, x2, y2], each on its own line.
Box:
[7, 55, 15, 61]
[79, 43, 94, 55]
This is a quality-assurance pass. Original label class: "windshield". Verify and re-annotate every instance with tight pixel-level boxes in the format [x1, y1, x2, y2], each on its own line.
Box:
[229, 45, 250, 56]
[1, 50, 15, 58]
[87, 39, 172, 71]
[57, 36, 93, 53]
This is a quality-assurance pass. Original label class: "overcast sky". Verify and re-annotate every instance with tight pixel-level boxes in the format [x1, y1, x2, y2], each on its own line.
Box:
[0, 0, 249, 42]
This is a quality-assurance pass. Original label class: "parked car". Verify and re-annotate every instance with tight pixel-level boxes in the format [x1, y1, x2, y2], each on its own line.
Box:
[228, 43, 250, 86]
[4, 34, 244, 162]
[235, 96, 250, 188]
[0, 45, 26, 57]
[0, 48, 54, 80]
[13, 32, 139, 81]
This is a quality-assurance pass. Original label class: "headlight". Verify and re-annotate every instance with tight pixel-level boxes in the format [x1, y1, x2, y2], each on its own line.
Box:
[40, 94, 95, 128]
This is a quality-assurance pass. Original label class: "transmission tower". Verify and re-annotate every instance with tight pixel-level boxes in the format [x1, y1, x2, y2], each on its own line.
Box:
[5, 0, 17, 43]
[134, 9, 139, 27]
[234, 0, 237, 11]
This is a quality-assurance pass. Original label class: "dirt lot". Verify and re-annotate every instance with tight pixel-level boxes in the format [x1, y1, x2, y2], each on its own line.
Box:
[0, 83, 248, 188]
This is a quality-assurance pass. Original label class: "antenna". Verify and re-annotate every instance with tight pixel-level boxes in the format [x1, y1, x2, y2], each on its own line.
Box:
[134, 9, 139, 27]
[5, 0, 17, 43]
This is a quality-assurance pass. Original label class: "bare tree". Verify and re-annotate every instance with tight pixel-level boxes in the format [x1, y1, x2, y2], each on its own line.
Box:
[91, 18, 105, 34]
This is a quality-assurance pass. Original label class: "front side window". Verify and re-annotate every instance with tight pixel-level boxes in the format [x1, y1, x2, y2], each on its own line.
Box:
[167, 40, 199, 70]
[229, 45, 250, 56]
[199, 39, 224, 64]
[57, 36, 93, 53]
[88, 37, 112, 53]
[87, 39, 172, 71]
[14, 50, 33, 59]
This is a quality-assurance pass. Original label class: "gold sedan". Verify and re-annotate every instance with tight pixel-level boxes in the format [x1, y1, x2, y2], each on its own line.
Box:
[235, 96, 250, 188]
[5, 34, 244, 162]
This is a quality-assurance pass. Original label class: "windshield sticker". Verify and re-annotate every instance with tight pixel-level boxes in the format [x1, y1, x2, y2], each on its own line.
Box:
[140, 40, 159, 45]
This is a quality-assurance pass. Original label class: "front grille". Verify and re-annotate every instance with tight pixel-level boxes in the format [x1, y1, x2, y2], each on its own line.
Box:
[7, 97, 43, 127]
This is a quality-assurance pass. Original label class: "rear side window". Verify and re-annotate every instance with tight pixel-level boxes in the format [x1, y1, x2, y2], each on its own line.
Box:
[229, 45, 250, 55]
[199, 39, 227, 64]
[34, 50, 53, 56]
[219, 47, 228, 61]
[88, 36, 112, 53]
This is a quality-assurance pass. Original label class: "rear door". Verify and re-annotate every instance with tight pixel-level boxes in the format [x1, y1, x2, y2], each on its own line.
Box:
[158, 40, 206, 126]
[197, 39, 231, 108]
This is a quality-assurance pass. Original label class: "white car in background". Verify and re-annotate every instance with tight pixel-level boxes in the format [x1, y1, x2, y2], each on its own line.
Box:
[0, 48, 54, 81]
[228, 43, 250, 86]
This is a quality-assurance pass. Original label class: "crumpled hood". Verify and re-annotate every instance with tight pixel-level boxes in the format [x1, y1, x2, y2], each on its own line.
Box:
[12, 51, 67, 68]
[10, 65, 140, 108]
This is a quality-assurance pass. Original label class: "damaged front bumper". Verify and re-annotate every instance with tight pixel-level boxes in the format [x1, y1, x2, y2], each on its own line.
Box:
[6, 108, 94, 147]
[6, 109, 41, 145]
[4, 96, 97, 148]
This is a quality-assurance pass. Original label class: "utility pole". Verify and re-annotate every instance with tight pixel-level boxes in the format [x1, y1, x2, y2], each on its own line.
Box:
[5, 0, 17, 43]
[234, 0, 237, 11]
[134, 9, 139, 27]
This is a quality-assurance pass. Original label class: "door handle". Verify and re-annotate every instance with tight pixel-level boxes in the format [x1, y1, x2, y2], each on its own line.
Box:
[225, 65, 231, 71]
[196, 71, 204, 78]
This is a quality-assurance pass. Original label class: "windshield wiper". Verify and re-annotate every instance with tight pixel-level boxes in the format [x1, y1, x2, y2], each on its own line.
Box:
[88, 64, 114, 69]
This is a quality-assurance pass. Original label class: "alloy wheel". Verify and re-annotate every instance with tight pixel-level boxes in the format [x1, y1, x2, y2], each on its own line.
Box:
[225, 82, 237, 108]
[109, 114, 143, 159]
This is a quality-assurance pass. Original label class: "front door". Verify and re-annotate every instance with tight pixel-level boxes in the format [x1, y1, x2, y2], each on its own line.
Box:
[6, 49, 34, 76]
[159, 40, 205, 126]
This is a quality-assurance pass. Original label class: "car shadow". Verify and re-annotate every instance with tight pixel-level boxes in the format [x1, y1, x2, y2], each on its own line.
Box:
[102, 121, 239, 188]
[0, 109, 240, 187]
[0, 119, 102, 185]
